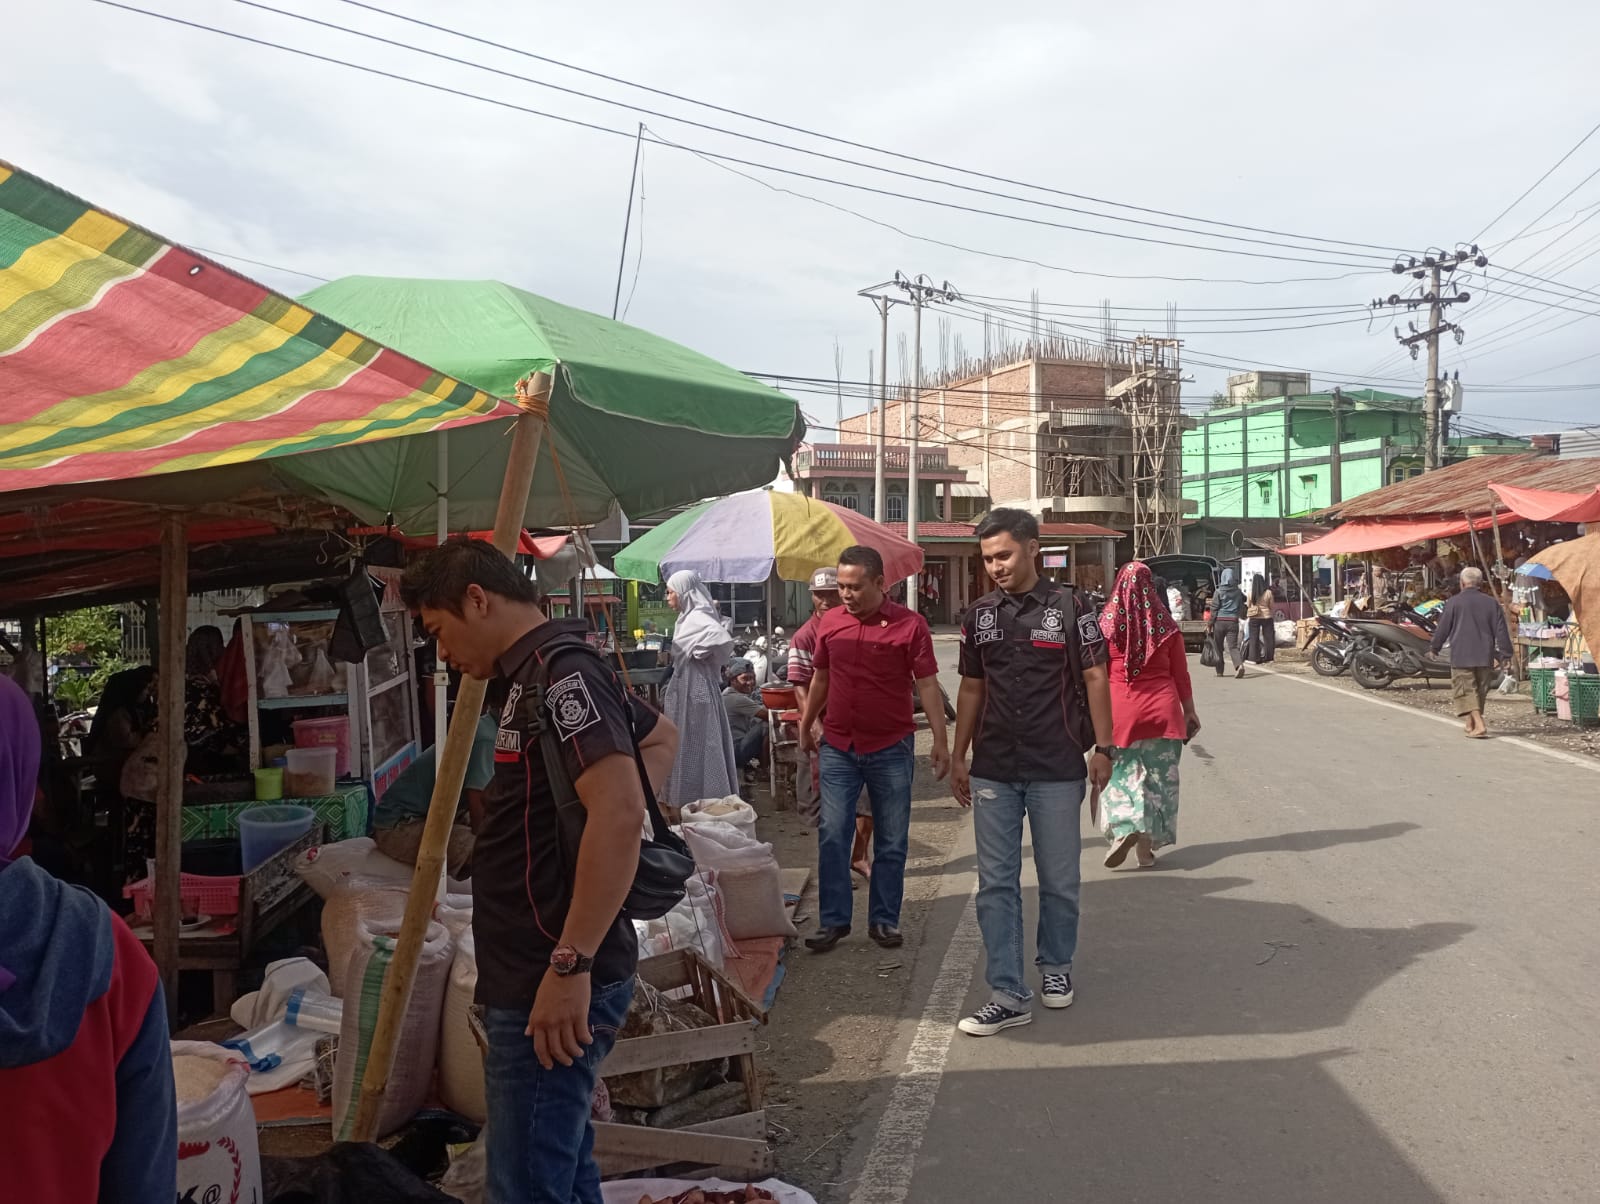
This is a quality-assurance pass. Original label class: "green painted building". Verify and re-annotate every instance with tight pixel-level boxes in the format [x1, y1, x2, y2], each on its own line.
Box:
[1181, 389, 1529, 520]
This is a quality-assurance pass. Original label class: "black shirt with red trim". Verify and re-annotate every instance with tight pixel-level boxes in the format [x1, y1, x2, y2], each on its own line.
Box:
[473, 619, 657, 1008]
[957, 578, 1108, 782]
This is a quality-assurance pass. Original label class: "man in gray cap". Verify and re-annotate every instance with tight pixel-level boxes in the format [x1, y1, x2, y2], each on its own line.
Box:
[722, 656, 767, 773]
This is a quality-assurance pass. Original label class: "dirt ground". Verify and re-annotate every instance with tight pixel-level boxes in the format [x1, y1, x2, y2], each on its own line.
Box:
[1268, 647, 1600, 759]
[753, 728, 961, 1201]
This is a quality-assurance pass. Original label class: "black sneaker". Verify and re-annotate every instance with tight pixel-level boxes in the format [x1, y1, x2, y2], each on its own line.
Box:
[805, 925, 849, 952]
[958, 1001, 1032, 1036]
[1042, 972, 1074, 1009]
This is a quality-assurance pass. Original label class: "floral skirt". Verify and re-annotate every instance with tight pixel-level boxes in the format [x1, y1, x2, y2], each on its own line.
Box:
[1099, 737, 1182, 849]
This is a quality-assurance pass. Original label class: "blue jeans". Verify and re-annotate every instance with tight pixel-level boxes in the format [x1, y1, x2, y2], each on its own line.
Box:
[484, 975, 635, 1204]
[818, 735, 914, 930]
[971, 778, 1084, 1007]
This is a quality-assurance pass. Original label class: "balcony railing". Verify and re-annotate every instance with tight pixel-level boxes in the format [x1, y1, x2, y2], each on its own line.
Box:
[794, 443, 950, 473]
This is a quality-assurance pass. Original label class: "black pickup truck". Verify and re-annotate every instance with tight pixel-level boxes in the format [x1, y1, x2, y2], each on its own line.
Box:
[1141, 554, 1223, 651]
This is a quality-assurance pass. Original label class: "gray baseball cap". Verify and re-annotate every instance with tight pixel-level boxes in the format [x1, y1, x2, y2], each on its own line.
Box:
[809, 566, 840, 591]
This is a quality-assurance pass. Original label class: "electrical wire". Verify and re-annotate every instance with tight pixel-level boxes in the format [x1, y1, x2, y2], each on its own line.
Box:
[91, 1, 1394, 283]
[189, 245, 330, 282]
[213, 0, 1410, 266]
[1472, 116, 1600, 243]
[335, 0, 1411, 257]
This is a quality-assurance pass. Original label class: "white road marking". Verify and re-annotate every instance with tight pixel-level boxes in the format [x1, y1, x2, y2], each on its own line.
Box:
[1259, 667, 1600, 775]
[849, 883, 983, 1204]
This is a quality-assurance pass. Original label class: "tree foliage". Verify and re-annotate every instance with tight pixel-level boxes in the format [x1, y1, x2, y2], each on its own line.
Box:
[47, 606, 133, 709]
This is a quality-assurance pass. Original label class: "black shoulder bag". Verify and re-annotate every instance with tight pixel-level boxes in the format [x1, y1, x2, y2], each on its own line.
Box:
[526, 652, 695, 922]
[1055, 584, 1099, 753]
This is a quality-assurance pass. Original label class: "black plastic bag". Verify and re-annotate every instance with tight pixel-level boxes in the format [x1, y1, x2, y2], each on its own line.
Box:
[261, 1143, 462, 1204]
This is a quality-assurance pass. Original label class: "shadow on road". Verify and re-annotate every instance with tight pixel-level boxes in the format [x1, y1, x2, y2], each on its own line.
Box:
[905, 1050, 1449, 1203]
[1161, 821, 1422, 871]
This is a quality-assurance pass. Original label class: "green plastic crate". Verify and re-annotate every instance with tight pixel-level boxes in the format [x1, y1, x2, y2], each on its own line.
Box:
[1569, 674, 1600, 728]
[1528, 667, 1557, 715]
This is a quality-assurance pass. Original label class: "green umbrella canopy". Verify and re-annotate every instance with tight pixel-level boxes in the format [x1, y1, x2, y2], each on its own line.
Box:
[285, 277, 805, 529]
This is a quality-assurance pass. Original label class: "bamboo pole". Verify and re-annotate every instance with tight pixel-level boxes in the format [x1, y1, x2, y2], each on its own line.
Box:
[350, 373, 551, 1141]
[154, 511, 188, 1022]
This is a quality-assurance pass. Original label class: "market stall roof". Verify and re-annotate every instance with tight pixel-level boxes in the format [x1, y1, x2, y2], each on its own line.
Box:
[1324, 453, 1600, 521]
[294, 277, 805, 530]
[0, 162, 511, 495]
[1288, 515, 1499, 558]
[1489, 482, 1600, 524]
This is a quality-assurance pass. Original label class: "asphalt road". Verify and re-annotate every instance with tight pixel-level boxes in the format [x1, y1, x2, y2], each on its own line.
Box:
[839, 650, 1600, 1203]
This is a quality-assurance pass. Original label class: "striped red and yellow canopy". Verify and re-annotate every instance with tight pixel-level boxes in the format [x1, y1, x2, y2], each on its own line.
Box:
[0, 161, 511, 495]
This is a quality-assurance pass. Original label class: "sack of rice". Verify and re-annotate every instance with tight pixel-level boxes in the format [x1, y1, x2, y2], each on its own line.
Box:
[437, 929, 486, 1123]
[331, 916, 454, 1140]
[320, 882, 408, 997]
[172, 1041, 262, 1204]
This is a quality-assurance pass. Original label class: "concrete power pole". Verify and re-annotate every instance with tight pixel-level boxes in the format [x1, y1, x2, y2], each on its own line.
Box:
[893, 272, 960, 612]
[1371, 245, 1486, 471]
[857, 284, 904, 524]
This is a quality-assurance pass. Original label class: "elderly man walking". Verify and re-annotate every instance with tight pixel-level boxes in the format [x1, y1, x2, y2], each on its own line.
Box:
[1430, 566, 1513, 738]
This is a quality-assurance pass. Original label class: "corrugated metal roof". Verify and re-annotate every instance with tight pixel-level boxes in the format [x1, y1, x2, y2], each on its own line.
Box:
[884, 522, 975, 540]
[1327, 453, 1600, 519]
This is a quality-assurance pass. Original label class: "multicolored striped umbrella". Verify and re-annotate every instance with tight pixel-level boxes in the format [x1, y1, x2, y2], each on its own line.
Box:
[0, 160, 509, 494]
[614, 489, 925, 584]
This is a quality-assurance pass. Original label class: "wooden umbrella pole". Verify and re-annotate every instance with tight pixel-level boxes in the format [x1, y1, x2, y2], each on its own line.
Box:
[154, 510, 188, 1022]
[350, 373, 550, 1141]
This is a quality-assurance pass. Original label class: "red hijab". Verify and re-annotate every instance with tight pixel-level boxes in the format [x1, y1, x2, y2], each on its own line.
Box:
[1099, 561, 1180, 682]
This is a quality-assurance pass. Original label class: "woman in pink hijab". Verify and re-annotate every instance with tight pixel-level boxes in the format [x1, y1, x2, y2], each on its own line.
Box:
[0, 675, 176, 1200]
[1097, 561, 1202, 869]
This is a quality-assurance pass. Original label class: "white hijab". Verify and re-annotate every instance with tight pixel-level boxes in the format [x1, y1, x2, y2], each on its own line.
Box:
[668, 569, 733, 662]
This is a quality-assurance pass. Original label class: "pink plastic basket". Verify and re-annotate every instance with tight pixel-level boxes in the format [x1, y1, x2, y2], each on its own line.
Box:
[123, 872, 241, 920]
[292, 715, 351, 776]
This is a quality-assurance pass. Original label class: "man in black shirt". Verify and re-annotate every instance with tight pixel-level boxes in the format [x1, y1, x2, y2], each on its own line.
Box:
[401, 540, 676, 1203]
[951, 509, 1114, 1037]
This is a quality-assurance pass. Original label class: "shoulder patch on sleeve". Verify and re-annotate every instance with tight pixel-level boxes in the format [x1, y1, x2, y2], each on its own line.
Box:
[1078, 613, 1104, 645]
[547, 670, 600, 738]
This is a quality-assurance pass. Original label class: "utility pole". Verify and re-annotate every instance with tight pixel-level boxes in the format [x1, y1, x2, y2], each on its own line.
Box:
[893, 272, 960, 611]
[1370, 244, 1485, 471]
[857, 284, 905, 524]
[1328, 386, 1344, 505]
[611, 123, 645, 320]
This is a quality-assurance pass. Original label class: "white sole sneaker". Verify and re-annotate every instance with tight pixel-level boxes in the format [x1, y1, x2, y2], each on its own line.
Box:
[958, 1009, 1033, 1037]
[1042, 989, 1075, 1010]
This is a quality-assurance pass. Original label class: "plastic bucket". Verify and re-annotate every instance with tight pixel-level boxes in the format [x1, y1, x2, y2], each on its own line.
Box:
[238, 804, 314, 871]
[292, 715, 351, 776]
[284, 746, 337, 798]
[253, 767, 284, 801]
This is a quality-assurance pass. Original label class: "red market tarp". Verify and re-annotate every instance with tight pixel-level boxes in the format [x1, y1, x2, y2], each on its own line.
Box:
[1490, 482, 1600, 524]
[1288, 515, 1497, 558]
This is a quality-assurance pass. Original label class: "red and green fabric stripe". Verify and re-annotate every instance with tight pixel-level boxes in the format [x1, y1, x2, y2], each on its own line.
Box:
[0, 160, 510, 493]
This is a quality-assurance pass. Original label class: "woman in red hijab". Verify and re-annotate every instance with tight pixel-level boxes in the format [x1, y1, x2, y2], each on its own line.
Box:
[1097, 561, 1202, 868]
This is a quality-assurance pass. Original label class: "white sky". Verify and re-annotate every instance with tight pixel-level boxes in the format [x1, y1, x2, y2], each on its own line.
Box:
[9, 0, 1600, 439]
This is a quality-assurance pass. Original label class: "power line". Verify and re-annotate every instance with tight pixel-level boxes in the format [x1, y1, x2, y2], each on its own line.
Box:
[215, 0, 1407, 266]
[335, 0, 1410, 258]
[94, 1, 1394, 283]
[1472, 116, 1600, 243]
[189, 245, 330, 282]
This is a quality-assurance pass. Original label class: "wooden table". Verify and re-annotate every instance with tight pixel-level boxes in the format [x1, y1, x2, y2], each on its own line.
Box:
[1514, 634, 1569, 679]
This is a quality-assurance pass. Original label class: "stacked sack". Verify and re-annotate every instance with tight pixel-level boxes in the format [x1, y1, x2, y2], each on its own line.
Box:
[678, 817, 796, 943]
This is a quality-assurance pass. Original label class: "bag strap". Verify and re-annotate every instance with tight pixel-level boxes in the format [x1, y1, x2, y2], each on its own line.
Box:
[527, 647, 673, 849]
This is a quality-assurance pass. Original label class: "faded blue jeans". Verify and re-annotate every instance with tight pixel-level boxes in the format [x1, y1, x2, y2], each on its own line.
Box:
[484, 975, 635, 1204]
[971, 778, 1084, 1007]
[818, 735, 915, 930]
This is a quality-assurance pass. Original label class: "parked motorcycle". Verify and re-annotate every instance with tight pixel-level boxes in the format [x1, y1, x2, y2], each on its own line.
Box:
[1344, 617, 1452, 690]
[1309, 615, 1370, 678]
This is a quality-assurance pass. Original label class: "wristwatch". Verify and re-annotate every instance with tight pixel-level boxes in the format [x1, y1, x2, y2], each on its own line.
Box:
[1093, 744, 1116, 761]
[549, 944, 594, 977]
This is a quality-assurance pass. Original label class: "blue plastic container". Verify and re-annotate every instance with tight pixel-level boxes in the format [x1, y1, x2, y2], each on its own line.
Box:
[238, 804, 314, 871]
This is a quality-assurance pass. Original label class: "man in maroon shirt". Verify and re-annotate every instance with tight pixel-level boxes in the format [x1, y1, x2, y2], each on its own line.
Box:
[799, 546, 950, 951]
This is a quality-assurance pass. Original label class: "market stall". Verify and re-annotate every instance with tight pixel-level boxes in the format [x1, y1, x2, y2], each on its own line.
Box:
[2, 160, 814, 1187]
